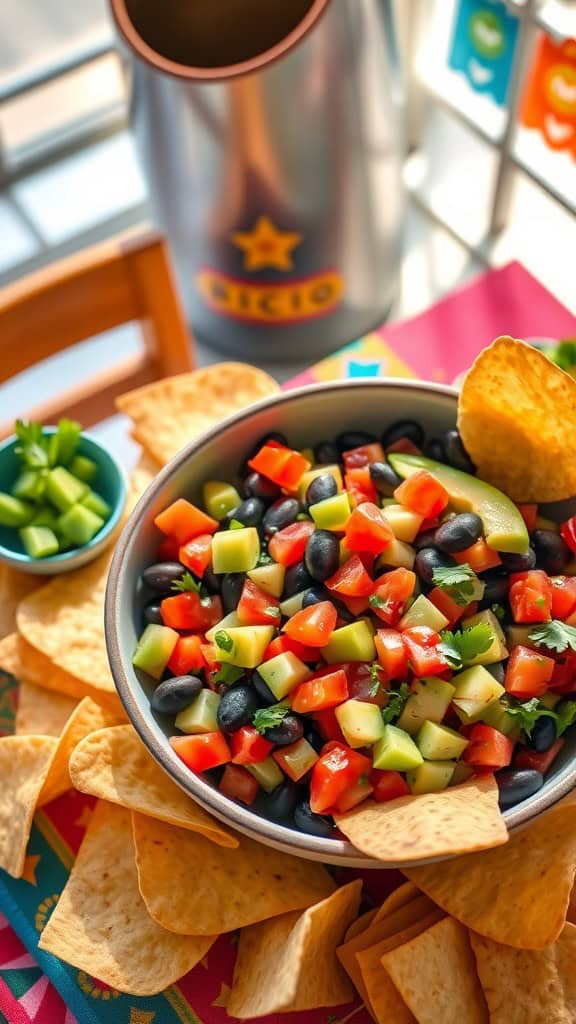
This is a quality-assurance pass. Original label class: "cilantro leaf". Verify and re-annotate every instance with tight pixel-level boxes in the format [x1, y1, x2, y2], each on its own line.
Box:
[14, 420, 50, 470]
[431, 563, 478, 606]
[214, 629, 234, 652]
[506, 697, 558, 738]
[529, 620, 576, 654]
[491, 603, 506, 622]
[549, 338, 576, 373]
[228, 519, 245, 530]
[369, 594, 395, 614]
[213, 664, 245, 686]
[257, 551, 273, 566]
[171, 572, 201, 593]
[253, 703, 290, 734]
[438, 623, 493, 670]
[381, 683, 410, 725]
[369, 663, 383, 696]
[556, 701, 576, 736]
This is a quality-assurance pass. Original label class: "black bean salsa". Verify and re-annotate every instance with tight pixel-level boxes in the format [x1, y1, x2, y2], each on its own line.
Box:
[132, 422, 576, 837]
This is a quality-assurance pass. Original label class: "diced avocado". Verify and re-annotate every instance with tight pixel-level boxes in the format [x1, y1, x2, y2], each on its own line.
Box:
[398, 594, 449, 633]
[397, 677, 456, 736]
[273, 737, 318, 781]
[211, 527, 260, 573]
[203, 480, 242, 521]
[381, 504, 424, 543]
[298, 465, 343, 501]
[58, 504, 104, 546]
[45, 466, 88, 511]
[19, 525, 59, 559]
[335, 699, 385, 748]
[280, 591, 306, 617]
[245, 757, 283, 793]
[175, 689, 220, 734]
[506, 624, 539, 651]
[542, 691, 562, 709]
[132, 623, 179, 680]
[452, 665, 505, 723]
[81, 490, 111, 520]
[481, 701, 522, 739]
[12, 469, 48, 502]
[461, 609, 509, 665]
[30, 505, 59, 530]
[212, 625, 275, 669]
[205, 611, 240, 642]
[373, 724, 424, 771]
[69, 454, 98, 483]
[248, 562, 285, 598]
[375, 537, 415, 571]
[407, 760, 455, 794]
[309, 492, 351, 531]
[416, 721, 469, 760]
[450, 761, 474, 786]
[323, 620, 376, 664]
[258, 651, 311, 699]
[0, 493, 34, 528]
[388, 452, 529, 555]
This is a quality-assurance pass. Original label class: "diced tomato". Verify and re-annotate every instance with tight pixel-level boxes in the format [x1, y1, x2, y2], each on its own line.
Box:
[263, 634, 319, 664]
[170, 732, 231, 772]
[345, 502, 394, 555]
[237, 579, 281, 626]
[374, 629, 409, 680]
[370, 568, 416, 626]
[346, 663, 388, 706]
[509, 570, 552, 624]
[385, 437, 422, 457]
[200, 643, 220, 670]
[273, 738, 319, 782]
[428, 586, 468, 628]
[549, 651, 576, 695]
[505, 644, 555, 698]
[161, 592, 223, 631]
[291, 668, 349, 714]
[453, 539, 502, 573]
[517, 504, 538, 533]
[402, 626, 450, 677]
[167, 634, 206, 676]
[218, 764, 259, 805]
[332, 775, 374, 813]
[283, 601, 337, 647]
[561, 516, 576, 556]
[344, 466, 378, 507]
[248, 444, 311, 490]
[313, 707, 347, 744]
[268, 521, 315, 567]
[230, 725, 273, 765]
[551, 576, 576, 620]
[310, 744, 372, 814]
[326, 554, 374, 597]
[370, 769, 410, 802]
[154, 498, 218, 545]
[179, 535, 212, 578]
[394, 471, 449, 518]
[463, 724, 514, 769]
[342, 443, 385, 469]
[337, 594, 371, 617]
[158, 535, 180, 561]
[514, 737, 564, 775]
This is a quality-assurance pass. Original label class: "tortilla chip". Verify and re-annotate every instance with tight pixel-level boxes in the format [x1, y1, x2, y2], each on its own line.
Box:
[132, 812, 336, 936]
[470, 931, 567, 1024]
[15, 681, 78, 737]
[70, 725, 237, 848]
[0, 565, 41, 641]
[406, 799, 576, 948]
[116, 363, 279, 466]
[0, 735, 57, 876]
[382, 917, 488, 1024]
[555, 922, 576, 1017]
[38, 801, 215, 995]
[458, 336, 576, 501]
[227, 880, 361, 1018]
[373, 882, 420, 924]
[16, 634, 123, 714]
[38, 698, 124, 807]
[345, 908, 377, 943]
[335, 776, 507, 863]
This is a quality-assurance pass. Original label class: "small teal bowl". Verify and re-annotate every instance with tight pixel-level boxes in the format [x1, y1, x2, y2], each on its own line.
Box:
[0, 429, 127, 575]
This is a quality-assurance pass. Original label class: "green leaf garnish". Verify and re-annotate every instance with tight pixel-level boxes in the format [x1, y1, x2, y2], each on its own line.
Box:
[14, 420, 50, 470]
[229, 519, 245, 530]
[491, 603, 506, 622]
[555, 701, 576, 736]
[431, 563, 478, 606]
[438, 623, 494, 670]
[529, 620, 576, 654]
[213, 664, 245, 686]
[369, 593, 395, 614]
[253, 703, 290, 734]
[257, 551, 273, 567]
[171, 572, 201, 593]
[214, 630, 234, 653]
[369, 663, 383, 696]
[548, 338, 576, 373]
[505, 697, 558, 738]
[381, 683, 410, 725]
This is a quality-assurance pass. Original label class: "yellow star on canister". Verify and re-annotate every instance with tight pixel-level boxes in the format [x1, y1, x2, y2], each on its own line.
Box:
[232, 217, 302, 272]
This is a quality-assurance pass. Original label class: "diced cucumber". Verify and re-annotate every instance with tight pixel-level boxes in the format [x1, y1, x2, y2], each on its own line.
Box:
[335, 699, 385, 748]
[372, 724, 423, 771]
[58, 504, 104, 546]
[205, 611, 241, 642]
[460, 609, 508, 665]
[381, 504, 423, 543]
[258, 651, 311, 699]
[248, 562, 285, 598]
[132, 624, 179, 679]
[450, 761, 474, 786]
[280, 591, 306, 617]
[45, 467, 88, 511]
[273, 737, 318, 781]
[0, 493, 34, 527]
[452, 665, 505, 723]
[309, 492, 351, 531]
[416, 721, 469, 760]
[375, 538, 415, 571]
[397, 677, 456, 736]
[398, 594, 449, 633]
[542, 691, 562, 709]
[481, 701, 522, 739]
[322, 620, 376, 663]
[69, 454, 98, 483]
[211, 527, 260, 573]
[19, 526, 59, 559]
[407, 760, 455, 794]
[203, 481, 241, 521]
[212, 625, 275, 669]
[175, 690, 220, 734]
[12, 469, 47, 503]
[298, 465, 343, 501]
[81, 490, 111, 520]
[245, 757, 283, 793]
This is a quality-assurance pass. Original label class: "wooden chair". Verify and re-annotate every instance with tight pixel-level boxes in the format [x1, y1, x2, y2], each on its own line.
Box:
[0, 229, 195, 438]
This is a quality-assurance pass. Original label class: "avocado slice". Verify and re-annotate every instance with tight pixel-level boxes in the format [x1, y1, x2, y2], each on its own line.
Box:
[388, 452, 529, 555]
[407, 760, 455, 794]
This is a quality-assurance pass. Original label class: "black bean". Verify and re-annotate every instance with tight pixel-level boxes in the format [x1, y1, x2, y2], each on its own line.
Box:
[434, 513, 483, 553]
[264, 714, 304, 746]
[293, 800, 334, 837]
[382, 419, 424, 449]
[151, 675, 203, 714]
[423, 438, 446, 462]
[414, 548, 456, 587]
[443, 430, 475, 473]
[221, 573, 245, 614]
[369, 461, 402, 497]
[302, 586, 331, 608]
[216, 684, 259, 733]
[230, 497, 265, 527]
[263, 497, 300, 536]
[532, 530, 572, 575]
[259, 782, 299, 824]
[242, 471, 281, 501]
[143, 601, 163, 625]
[283, 561, 314, 598]
[501, 548, 537, 573]
[248, 432, 288, 458]
[306, 473, 338, 507]
[486, 662, 506, 684]
[252, 672, 277, 706]
[497, 769, 544, 809]
[414, 529, 439, 551]
[142, 562, 185, 594]
[203, 568, 221, 594]
[481, 572, 510, 605]
[314, 440, 341, 465]
[530, 716, 558, 753]
[336, 430, 376, 452]
[305, 530, 340, 582]
[303, 726, 325, 754]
